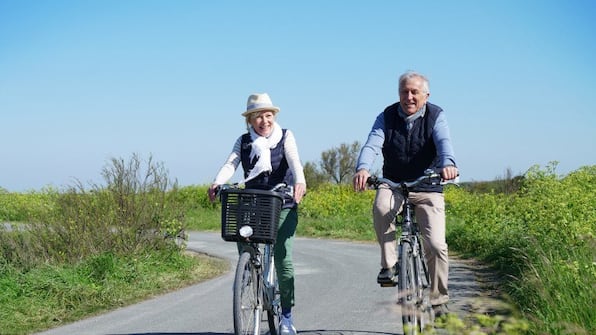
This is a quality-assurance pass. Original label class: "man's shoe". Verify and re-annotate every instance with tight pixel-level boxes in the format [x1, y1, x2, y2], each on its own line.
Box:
[432, 304, 450, 318]
[377, 264, 398, 285]
[279, 315, 296, 335]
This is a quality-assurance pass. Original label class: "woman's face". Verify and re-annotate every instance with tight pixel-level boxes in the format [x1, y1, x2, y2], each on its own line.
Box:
[249, 110, 276, 136]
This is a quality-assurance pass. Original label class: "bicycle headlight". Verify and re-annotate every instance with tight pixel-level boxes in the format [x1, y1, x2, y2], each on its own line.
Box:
[239, 225, 253, 238]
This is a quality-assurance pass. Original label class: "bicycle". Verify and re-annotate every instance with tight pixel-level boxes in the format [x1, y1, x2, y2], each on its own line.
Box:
[218, 183, 293, 335]
[367, 169, 457, 335]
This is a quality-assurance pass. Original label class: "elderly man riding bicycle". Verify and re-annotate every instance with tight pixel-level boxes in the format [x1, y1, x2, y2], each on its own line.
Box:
[353, 71, 459, 317]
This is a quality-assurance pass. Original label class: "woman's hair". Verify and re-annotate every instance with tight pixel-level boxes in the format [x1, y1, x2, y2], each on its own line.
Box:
[244, 113, 255, 126]
[399, 71, 430, 94]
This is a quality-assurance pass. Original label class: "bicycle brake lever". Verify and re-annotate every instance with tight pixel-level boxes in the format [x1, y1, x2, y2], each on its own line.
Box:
[440, 176, 460, 185]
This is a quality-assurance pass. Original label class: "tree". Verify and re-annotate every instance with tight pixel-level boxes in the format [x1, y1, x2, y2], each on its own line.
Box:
[303, 161, 328, 189]
[319, 141, 361, 184]
[498, 167, 524, 194]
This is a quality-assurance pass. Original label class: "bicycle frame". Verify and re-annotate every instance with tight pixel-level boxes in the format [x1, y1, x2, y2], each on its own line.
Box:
[248, 242, 277, 312]
[399, 186, 431, 292]
[219, 183, 289, 335]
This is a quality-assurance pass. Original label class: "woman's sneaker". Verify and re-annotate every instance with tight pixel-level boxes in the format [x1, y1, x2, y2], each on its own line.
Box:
[279, 315, 296, 335]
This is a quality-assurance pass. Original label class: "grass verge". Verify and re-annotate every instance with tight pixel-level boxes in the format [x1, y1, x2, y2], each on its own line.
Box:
[0, 249, 228, 334]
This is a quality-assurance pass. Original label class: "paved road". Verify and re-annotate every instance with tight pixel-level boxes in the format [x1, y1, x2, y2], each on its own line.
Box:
[35, 231, 494, 335]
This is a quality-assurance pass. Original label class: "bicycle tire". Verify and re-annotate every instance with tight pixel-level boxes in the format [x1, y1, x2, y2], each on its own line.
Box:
[399, 242, 418, 335]
[266, 266, 281, 335]
[233, 251, 261, 335]
[414, 242, 434, 332]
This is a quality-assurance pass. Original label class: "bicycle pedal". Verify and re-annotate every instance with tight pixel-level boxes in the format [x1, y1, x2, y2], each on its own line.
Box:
[378, 279, 398, 287]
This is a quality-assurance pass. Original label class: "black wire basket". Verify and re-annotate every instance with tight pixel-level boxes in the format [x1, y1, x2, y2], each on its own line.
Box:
[220, 188, 283, 244]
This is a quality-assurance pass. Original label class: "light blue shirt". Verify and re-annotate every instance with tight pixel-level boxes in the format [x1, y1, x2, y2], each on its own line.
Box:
[356, 104, 457, 172]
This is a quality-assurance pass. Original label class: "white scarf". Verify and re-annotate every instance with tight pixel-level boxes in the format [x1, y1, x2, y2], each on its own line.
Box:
[242, 122, 283, 183]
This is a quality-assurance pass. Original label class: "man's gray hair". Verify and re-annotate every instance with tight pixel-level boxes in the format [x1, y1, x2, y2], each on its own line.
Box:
[399, 71, 430, 94]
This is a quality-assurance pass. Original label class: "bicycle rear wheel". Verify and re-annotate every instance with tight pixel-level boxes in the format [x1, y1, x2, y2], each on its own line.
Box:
[233, 251, 261, 335]
[398, 242, 418, 335]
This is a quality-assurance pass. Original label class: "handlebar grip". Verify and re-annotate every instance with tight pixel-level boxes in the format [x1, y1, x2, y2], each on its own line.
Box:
[366, 176, 378, 186]
[213, 183, 236, 200]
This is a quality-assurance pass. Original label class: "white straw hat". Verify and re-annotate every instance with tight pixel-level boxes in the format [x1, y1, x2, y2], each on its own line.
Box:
[242, 93, 280, 117]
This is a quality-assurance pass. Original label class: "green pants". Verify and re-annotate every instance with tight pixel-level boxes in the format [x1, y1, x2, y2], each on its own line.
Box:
[274, 207, 298, 309]
[238, 207, 298, 309]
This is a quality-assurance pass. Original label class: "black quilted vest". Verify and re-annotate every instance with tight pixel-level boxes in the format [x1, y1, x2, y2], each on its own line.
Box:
[382, 102, 442, 193]
[241, 129, 296, 208]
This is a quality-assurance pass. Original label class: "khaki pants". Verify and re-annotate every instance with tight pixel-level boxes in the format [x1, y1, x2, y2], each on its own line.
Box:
[373, 187, 449, 306]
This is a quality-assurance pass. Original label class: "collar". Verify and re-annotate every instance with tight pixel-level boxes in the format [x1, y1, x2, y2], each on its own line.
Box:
[398, 104, 427, 123]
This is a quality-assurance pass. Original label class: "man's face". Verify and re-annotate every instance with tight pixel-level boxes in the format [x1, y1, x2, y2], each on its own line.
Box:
[399, 77, 430, 115]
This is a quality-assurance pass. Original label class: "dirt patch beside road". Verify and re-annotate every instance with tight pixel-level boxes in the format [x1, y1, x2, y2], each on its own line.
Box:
[449, 255, 515, 316]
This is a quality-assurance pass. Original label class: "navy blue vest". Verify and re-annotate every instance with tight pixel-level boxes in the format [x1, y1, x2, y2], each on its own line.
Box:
[241, 129, 296, 208]
[382, 102, 442, 193]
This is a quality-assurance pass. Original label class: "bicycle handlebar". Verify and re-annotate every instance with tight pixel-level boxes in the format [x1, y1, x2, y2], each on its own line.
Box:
[367, 169, 459, 190]
[215, 182, 294, 198]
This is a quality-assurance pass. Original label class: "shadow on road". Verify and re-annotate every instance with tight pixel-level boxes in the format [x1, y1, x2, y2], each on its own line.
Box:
[112, 331, 396, 335]
[110, 333, 230, 335]
[298, 330, 395, 335]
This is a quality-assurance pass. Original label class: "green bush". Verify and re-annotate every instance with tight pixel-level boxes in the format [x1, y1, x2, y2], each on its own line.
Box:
[0, 189, 57, 222]
[0, 154, 186, 269]
[300, 183, 374, 219]
[446, 164, 596, 334]
[170, 185, 215, 211]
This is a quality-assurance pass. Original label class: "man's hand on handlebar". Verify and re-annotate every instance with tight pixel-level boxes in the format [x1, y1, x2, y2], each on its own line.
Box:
[441, 166, 459, 181]
[353, 169, 371, 192]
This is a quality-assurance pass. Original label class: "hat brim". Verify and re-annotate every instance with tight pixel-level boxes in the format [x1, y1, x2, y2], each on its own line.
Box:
[241, 107, 280, 117]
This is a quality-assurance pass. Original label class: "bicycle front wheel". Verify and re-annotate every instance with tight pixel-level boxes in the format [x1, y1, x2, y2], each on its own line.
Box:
[233, 251, 261, 335]
[398, 242, 418, 335]
[415, 242, 434, 332]
[266, 266, 281, 335]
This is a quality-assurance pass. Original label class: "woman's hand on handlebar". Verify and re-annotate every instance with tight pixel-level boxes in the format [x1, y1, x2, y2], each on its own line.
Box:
[353, 169, 371, 192]
[294, 182, 306, 204]
[208, 183, 219, 203]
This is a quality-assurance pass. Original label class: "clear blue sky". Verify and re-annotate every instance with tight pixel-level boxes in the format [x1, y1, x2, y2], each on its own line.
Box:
[1, 1, 595, 192]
